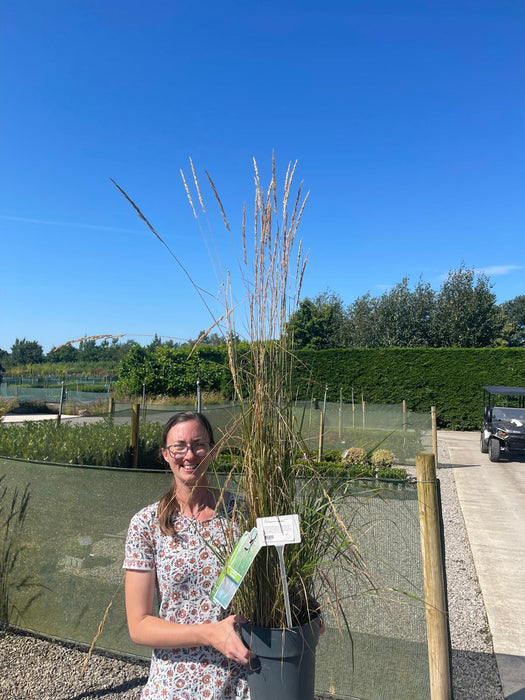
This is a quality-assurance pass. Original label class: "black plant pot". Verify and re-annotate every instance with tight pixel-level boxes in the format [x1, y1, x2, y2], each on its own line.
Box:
[240, 615, 321, 700]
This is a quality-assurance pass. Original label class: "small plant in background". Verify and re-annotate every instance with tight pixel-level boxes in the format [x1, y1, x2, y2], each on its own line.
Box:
[0, 420, 163, 468]
[370, 448, 395, 468]
[342, 446, 368, 465]
[376, 466, 407, 480]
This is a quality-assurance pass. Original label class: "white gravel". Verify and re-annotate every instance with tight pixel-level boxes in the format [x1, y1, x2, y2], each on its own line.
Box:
[0, 435, 505, 699]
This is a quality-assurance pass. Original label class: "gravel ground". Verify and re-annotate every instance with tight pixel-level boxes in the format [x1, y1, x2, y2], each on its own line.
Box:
[0, 435, 505, 699]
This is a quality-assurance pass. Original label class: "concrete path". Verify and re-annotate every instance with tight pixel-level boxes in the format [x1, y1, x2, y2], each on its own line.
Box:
[439, 430, 525, 700]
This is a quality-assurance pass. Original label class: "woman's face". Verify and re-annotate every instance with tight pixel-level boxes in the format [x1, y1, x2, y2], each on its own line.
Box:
[161, 419, 212, 490]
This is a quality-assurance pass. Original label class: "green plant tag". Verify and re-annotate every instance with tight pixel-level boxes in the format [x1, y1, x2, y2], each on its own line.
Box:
[210, 527, 261, 609]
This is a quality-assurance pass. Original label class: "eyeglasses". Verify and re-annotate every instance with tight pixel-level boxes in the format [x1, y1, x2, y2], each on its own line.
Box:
[165, 442, 211, 458]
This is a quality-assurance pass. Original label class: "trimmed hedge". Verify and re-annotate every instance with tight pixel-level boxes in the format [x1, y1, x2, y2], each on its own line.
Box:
[114, 345, 525, 430]
[294, 347, 525, 430]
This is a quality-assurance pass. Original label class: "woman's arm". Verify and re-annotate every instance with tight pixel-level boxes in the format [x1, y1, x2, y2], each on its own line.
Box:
[125, 570, 255, 665]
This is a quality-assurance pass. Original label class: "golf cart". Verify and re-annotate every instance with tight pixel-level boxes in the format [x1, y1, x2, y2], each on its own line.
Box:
[481, 385, 525, 462]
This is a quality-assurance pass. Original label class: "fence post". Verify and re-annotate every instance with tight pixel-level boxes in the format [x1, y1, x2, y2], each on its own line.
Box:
[317, 411, 324, 462]
[338, 387, 343, 440]
[108, 396, 115, 422]
[57, 382, 66, 427]
[431, 406, 438, 465]
[197, 372, 202, 413]
[130, 403, 140, 468]
[416, 452, 451, 700]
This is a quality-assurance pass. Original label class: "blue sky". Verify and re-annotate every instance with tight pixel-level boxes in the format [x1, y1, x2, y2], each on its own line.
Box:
[1, 0, 524, 353]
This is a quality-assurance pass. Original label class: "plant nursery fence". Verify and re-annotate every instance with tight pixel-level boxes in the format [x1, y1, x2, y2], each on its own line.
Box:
[0, 454, 433, 700]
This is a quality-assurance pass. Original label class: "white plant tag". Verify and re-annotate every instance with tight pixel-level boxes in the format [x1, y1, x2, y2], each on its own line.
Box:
[256, 514, 301, 547]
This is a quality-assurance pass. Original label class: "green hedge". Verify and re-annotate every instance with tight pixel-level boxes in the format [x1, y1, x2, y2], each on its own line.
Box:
[114, 345, 525, 430]
[294, 348, 525, 430]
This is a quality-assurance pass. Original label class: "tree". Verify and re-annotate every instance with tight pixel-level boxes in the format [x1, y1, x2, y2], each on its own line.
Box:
[498, 295, 525, 346]
[10, 338, 44, 364]
[287, 292, 348, 349]
[431, 265, 502, 347]
[373, 278, 435, 347]
[346, 294, 379, 347]
[47, 344, 79, 363]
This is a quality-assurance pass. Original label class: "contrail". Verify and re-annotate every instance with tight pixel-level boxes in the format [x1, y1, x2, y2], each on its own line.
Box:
[0, 214, 144, 235]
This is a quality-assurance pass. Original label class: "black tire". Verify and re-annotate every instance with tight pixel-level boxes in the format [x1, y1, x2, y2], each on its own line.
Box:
[480, 432, 489, 454]
[488, 439, 501, 462]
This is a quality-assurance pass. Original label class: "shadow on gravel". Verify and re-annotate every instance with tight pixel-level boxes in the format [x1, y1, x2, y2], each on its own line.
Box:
[60, 676, 148, 700]
[438, 462, 480, 469]
[451, 647, 504, 699]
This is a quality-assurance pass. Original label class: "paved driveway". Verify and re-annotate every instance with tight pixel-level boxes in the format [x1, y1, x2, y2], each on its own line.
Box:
[439, 431, 525, 699]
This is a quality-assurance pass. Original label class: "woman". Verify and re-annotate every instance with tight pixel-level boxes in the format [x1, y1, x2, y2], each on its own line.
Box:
[123, 411, 253, 699]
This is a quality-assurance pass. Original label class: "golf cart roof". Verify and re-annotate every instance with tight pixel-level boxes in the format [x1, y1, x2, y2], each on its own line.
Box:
[483, 386, 525, 397]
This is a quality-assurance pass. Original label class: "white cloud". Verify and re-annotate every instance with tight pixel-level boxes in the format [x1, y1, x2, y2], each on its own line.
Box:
[476, 265, 524, 276]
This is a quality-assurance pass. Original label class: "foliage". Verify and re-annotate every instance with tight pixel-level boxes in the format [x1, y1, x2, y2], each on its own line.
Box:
[370, 449, 395, 468]
[0, 420, 163, 468]
[288, 265, 510, 349]
[294, 347, 525, 430]
[10, 339, 44, 365]
[287, 292, 348, 349]
[431, 265, 503, 347]
[498, 295, 525, 347]
[341, 446, 367, 465]
[0, 476, 39, 624]
[117, 343, 230, 398]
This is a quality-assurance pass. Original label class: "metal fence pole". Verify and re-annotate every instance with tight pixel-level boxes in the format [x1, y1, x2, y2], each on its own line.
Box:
[431, 406, 438, 464]
[130, 403, 140, 468]
[57, 382, 66, 427]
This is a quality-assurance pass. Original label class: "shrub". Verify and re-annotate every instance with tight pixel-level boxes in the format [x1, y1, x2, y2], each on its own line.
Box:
[341, 446, 367, 465]
[370, 449, 395, 468]
[322, 449, 343, 463]
[345, 463, 376, 478]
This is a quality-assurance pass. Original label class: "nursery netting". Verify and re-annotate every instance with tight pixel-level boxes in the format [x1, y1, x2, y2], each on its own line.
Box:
[111, 401, 432, 466]
[1, 456, 430, 700]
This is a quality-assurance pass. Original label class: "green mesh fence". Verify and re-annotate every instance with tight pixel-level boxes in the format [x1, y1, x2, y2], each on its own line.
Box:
[0, 457, 430, 699]
[0, 384, 109, 405]
[113, 402, 432, 467]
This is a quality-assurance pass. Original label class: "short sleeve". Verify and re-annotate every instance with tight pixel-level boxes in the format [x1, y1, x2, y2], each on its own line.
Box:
[123, 505, 158, 571]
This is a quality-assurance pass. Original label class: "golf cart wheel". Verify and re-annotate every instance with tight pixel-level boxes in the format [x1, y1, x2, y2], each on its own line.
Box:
[488, 439, 501, 462]
[480, 432, 489, 454]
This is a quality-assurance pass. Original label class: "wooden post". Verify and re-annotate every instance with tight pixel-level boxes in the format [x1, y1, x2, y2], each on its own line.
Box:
[416, 453, 451, 700]
[130, 402, 140, 468]
[402, 399, 407, 432]
[431, 406, 438, 465]
[108, 396, 115, 422]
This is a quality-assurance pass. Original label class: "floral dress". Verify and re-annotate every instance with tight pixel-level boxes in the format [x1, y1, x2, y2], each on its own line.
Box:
[123, 496, 250, 700]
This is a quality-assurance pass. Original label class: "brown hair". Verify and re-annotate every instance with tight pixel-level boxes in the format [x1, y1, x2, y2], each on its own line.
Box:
[157, 411, 215, 535]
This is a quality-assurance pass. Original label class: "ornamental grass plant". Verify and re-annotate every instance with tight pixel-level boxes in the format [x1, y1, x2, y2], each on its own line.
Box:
[116, 156, 370, 631]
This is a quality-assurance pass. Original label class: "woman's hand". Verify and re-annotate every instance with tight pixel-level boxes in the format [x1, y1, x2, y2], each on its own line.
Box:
[207, 615, 256, 665]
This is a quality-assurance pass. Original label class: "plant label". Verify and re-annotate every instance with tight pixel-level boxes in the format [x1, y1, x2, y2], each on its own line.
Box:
[256, 514, 301, 547]
[210, 528, 261, 609]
